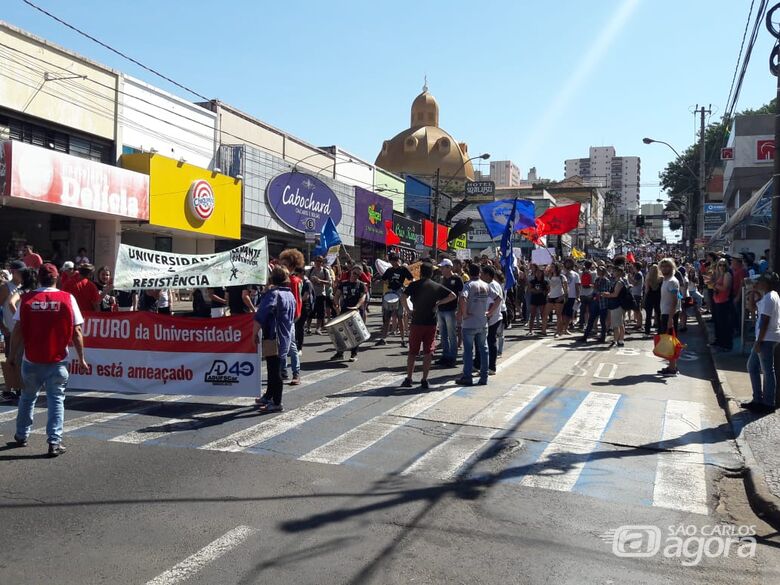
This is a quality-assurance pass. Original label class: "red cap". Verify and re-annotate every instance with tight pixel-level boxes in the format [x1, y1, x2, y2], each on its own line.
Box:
[38, 263, 59, 282]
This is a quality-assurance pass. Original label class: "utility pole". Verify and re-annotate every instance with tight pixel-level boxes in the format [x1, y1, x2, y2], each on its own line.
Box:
[431, 167, 441, 259]
[769, 4, 780, 271]
[694, 104, 711, 257]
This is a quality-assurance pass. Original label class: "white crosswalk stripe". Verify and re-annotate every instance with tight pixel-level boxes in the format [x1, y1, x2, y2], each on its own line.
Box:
[32, 393, 189, 435]
[200, 372, 404, 453]
[299, 382, 464, 465]
[401, 384, 545, 479]
[652, 399, 708, 515]
[519, 392, 620, 492]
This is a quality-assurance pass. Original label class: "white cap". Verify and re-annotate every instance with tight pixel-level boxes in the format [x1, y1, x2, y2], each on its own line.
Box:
[62, 261, 75, 270]
[438, 259, 453, 267]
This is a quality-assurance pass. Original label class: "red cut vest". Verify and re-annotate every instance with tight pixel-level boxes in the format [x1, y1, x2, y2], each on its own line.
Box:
[20, 290, 76, 364]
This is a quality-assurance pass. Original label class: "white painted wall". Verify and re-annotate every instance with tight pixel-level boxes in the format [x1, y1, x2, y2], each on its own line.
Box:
[119, 75, 216, 169]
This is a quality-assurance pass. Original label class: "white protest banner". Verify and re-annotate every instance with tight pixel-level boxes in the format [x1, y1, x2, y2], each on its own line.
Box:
[455, 249, 471, 260]
[531, 247, 556, 266]
[114, 237, 268, 290]
[69, 312, 260, 397]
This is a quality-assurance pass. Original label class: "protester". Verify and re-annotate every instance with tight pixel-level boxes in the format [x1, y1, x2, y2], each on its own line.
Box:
[578, 260, 595, 329]
[308, 256, 332, 334]
[436, 259, 463, 367]
[62, 264, 101, 314]
[94, 266, 116, 313]
[604, 266, 627, 347]
[456, 263, 499, 386]
[628, 262, 644, 330]
[475, 265, 503, 375]
[644, 264, 662, 336]
[254, 266, 296, 413]
[209, 286, 228, 318]
[0, 261, 24, 357]
[711, 258, 733, 351]
[658, 258, 682, 375]
[544, 263, 568, 338]
[731, 254, 748, 334]
[8, 263, 88, 456]
[58, 261, 77, 290]
[74, 247, 90, 266]
[294, 266, 313, 352]
[527, 266, 548, 335]
[400, 262, 456, 389]
[115, 288, 138, 312]
[561, 259, 581, 334]
[157, 289, 171, 315]
[743, 272, 780, 413]
[0, 266, 35, 401]
[228, 284, 256, 315]
[279, 249, 305, 383]
[22, 243, 43, 269]
[377, 254, 413, 347]
[582, 266, 611, 343]
[331, 265, 369, 363]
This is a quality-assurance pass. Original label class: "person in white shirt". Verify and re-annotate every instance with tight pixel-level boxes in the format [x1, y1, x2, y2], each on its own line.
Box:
[743, 272, 780, 412]
[657, 258, 682, 376]
[475, 265, 504, 375]
[562, 259, 581, 334]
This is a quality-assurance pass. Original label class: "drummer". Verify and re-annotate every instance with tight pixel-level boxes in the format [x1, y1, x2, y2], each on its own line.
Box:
[376, 253, 413, 347]
[330, 266, 368, 362]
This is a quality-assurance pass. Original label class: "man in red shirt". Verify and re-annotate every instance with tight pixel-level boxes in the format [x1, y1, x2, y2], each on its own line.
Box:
[22, 243, 43, 269]
[8, 263, 88, 457]
[63, 264, 101, 314]
[57, 261, 77, 289]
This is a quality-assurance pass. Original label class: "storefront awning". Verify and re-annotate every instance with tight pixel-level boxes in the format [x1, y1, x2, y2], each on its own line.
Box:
[709, 179, 772, 244]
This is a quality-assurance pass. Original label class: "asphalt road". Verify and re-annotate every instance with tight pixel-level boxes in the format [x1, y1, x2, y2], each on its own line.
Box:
[1, 312, 779, 585]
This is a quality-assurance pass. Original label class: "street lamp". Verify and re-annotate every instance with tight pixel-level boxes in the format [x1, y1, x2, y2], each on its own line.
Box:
[642, 137, 700, 253]
[431, 153, 490, 256]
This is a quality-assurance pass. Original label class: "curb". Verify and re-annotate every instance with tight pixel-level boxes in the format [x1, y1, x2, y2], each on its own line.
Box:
[705, 340, 780, 529]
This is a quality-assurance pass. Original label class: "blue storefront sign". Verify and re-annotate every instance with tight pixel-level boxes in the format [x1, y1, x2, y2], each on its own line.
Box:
[266, 172, 343, 233]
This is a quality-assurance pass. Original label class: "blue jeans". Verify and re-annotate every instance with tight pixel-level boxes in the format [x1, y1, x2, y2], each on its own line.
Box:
[462, 326, 488, 381]
[584, 300, 607, 340]
[437, 310, 457, 363]
[281, 337, 300, 377]
[748, 341, 778, 407]
[16, 359, 69, 444]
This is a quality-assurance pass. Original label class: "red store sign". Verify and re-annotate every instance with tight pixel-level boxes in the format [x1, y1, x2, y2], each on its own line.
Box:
[0, 140, 149, 220]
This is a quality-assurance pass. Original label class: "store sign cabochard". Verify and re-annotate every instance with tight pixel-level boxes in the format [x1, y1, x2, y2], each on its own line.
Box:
[266, 172, 342, 233]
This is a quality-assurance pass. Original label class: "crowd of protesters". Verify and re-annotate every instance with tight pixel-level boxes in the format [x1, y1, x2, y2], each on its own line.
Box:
[3, 239, 779, 417]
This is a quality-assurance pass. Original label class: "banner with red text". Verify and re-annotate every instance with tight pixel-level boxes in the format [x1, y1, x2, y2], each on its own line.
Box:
[68, 312, 260, 396]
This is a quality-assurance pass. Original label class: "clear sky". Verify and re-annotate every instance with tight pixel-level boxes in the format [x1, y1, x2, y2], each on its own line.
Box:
[2, 0, 776, 211]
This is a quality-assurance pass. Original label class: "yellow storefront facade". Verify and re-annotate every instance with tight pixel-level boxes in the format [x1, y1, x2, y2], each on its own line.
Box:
[119, 153, 242, 254]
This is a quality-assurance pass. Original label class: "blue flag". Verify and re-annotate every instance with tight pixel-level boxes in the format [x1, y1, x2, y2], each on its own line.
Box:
[500, 199, 517, 292]
[312, 217, 342, 257]
[477, 199, 535, 238]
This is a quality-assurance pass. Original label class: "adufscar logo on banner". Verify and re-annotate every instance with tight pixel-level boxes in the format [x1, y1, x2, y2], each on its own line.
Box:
[113, 237, 268, 290]
[70, 312, 260, 397]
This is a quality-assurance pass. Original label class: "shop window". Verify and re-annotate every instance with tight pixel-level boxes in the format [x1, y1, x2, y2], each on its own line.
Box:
[155, 237, 173, 253]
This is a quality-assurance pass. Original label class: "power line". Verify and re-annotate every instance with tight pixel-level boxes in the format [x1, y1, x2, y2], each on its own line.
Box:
[724, 0, 757, 116]
[21, 0, 210, 102]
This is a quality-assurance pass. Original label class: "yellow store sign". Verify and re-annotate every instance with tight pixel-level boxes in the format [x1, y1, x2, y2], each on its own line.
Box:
[121, 153, 241, 239]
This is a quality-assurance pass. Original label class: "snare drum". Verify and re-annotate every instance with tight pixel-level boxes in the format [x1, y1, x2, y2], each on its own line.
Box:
[324, 310, 371, 350]
[382, 291, 400, 312]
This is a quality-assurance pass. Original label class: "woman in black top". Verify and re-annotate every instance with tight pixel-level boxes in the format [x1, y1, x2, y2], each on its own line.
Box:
[527, 267, 549, 335]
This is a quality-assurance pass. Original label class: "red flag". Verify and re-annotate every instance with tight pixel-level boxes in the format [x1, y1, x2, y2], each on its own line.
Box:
[423, 220, 449, 251]
[535, 203, 581, 237]
[518, 226, 543, 245]
[626, 251, 636, 263]
[384, 220, 401, 246]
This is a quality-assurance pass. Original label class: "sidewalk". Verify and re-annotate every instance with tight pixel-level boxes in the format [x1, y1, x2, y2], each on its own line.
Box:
[705, 326, 780, 528]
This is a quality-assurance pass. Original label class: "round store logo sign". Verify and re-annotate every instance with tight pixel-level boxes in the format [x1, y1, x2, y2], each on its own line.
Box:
[188, 179, 215, 221]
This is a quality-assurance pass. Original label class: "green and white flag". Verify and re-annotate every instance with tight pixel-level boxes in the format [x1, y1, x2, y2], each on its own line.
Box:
[114, 237, 268, 290]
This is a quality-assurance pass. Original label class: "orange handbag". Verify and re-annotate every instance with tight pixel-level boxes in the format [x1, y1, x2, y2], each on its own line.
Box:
[653, 331, 685, 361]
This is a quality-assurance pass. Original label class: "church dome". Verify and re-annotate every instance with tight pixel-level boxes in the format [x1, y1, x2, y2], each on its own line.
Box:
[376, 83, 474, 183]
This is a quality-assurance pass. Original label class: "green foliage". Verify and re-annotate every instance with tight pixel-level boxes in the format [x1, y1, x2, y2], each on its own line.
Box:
[659, 98, 777, 212]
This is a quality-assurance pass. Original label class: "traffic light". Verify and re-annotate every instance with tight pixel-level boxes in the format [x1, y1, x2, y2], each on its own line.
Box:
[635, 215, 645, 227]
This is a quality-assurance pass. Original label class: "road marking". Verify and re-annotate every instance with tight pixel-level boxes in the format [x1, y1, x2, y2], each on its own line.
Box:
[200, 373, 404, 453]
[593, 362, 617, 379]
[520, 392, 620, 492]
[652, 399, 708, 515]
[297, 368, 343, 387]
[0, 391, 131, 423]
[110, 397, 253, 444]
[32, 394, 189, 435]
[496, 339, 547, 373]
[144, 525, 256, 585]
[299, 384, 464, 465]
[401, 384, 546, 479]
